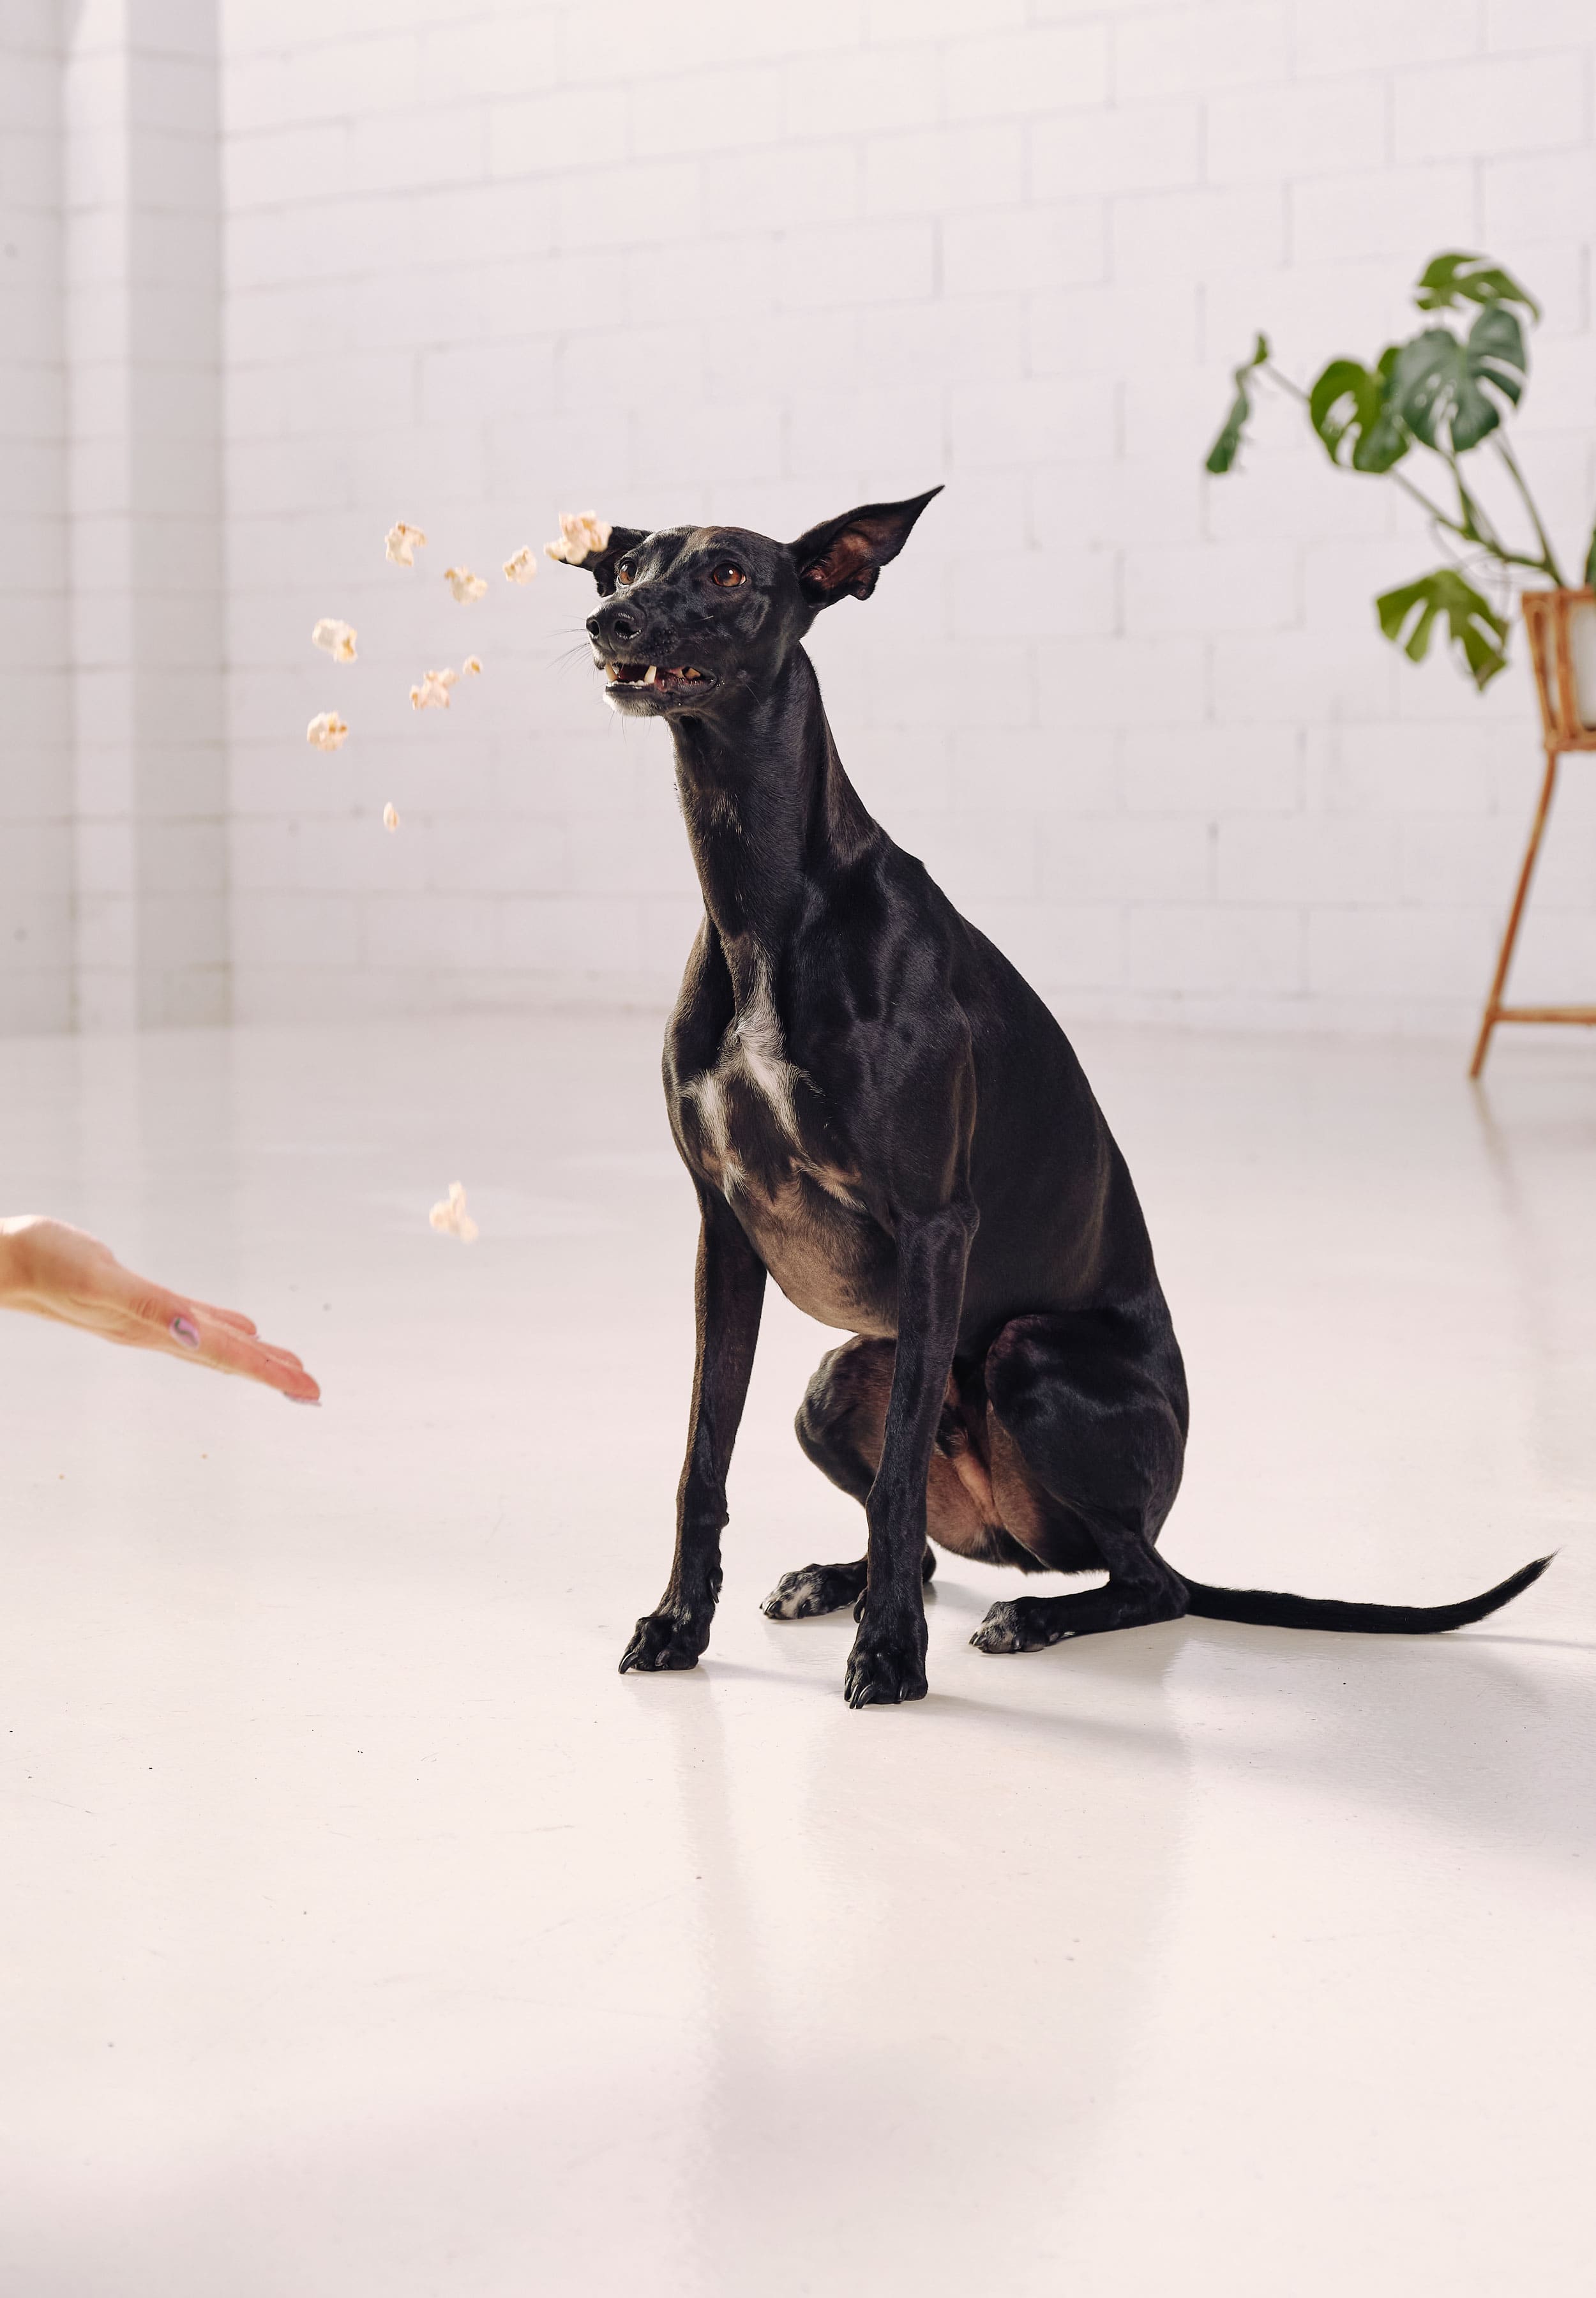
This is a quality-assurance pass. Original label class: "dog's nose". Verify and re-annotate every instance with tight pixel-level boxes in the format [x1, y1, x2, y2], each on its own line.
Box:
[590, 608, 640, 644]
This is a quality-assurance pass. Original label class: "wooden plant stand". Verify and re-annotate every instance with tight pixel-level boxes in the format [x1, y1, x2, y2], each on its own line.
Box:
[1469, 586, 1596, 1077]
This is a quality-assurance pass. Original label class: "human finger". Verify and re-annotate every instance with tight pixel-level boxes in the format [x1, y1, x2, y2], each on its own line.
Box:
[113, 1276, 319, 1400]
[185, 1299, 260, 1337]
[177, 1313, 321, 1401]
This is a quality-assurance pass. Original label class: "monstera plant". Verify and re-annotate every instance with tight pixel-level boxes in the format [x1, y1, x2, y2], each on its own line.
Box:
[1207, 252, 1596, 692]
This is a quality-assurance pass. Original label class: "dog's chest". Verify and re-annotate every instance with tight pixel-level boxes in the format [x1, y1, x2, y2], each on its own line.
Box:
[675, 983, 896, 1335]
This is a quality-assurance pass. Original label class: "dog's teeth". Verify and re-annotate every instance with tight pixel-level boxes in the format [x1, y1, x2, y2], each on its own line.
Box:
[643, 665, 658, 684]
[605, 663, 619, 683]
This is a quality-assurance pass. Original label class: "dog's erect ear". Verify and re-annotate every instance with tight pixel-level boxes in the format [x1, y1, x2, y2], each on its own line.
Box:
[569, 527, 651, 596]
[788, 487, 943, 609]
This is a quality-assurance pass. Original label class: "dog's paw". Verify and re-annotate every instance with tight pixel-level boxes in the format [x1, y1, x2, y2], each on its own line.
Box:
[619, 1609, 707, 1674]
[843, 1630, 928, 1709]
[762, 1561, 864, 1621]
[970, 1598, 1071, 1656]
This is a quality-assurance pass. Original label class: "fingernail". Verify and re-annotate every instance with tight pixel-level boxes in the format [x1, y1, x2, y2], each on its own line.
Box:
[284, 1394, 320, 1407]
[170, 1315, 200, 1349]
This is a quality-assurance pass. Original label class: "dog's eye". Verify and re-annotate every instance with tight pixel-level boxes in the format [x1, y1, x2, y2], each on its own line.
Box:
[615, 560, 636, 586]
[711, 563, 746, 589]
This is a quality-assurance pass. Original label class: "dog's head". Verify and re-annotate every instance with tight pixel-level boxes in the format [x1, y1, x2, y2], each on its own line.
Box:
[566, 488, 941, 718]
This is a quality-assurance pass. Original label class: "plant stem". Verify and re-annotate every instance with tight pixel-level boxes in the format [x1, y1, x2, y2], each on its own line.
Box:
[1493, 435, 1568, 584]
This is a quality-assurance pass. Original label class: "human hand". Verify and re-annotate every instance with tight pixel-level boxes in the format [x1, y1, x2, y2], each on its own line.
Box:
[0, 1216, 320, 1402]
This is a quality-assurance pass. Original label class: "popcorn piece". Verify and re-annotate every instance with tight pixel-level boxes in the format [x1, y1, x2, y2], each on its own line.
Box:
[544, 511, 612, 565]
[463, 655, 482, 676]
[444, 565, 488, 604]
[386, 522, 428, 566]
[409, 666, 459, 711]
[502, 545, 538, 586]
[312, 617, 358, 663]
[306, 711, 349, 752]
[429, 1181, 478, 1243]
[383, 803, 400, 832]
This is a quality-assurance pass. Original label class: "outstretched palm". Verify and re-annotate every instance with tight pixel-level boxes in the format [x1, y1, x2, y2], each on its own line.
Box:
[0, 1216, 319, 1402]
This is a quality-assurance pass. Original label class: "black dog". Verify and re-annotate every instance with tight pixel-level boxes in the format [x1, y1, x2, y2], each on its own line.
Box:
[566, 490, 1548, 1707]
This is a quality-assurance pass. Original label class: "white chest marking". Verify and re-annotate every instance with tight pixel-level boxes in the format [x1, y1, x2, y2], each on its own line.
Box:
[684, 964, 806, 1193]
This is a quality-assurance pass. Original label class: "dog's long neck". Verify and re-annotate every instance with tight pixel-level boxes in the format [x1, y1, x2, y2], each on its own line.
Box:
[667, 647, 877, 976]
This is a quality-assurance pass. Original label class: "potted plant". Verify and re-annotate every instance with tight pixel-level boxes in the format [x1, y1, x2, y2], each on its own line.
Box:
[1206, 250, 1596, 716]
[1207, 251, 1596, 1076]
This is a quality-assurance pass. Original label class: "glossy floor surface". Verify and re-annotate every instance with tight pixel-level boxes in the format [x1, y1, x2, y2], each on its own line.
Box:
[1, 1014, 1592, 2297]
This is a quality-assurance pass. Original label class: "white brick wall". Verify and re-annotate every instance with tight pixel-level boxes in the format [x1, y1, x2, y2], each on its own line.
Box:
[1, 0, 72, 1032]
[66, 0, 229, 1029]
[8, 0, 1590, 1041]
[211, 0, 1596, 1038]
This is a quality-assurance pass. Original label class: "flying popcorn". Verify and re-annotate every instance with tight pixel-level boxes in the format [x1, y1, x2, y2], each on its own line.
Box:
[444, 566, 488, 603]
[409, 667, 459, 711]
[429, 1182, 478, 1243]
[545, 511, 612, 565]
[311, 617, 358, 663]
[306, 711, 349, 752]
[383, 803, 400, 832]
[502, 545, 538, 586]
[463, 656, 482, 676]
[386, 522, 427, 566]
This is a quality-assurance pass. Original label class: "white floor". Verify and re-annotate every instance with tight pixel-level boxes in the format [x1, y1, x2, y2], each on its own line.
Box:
[0, 1012, 1592, 2297]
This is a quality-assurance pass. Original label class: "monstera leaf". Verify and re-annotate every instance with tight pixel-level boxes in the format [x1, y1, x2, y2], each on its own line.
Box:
[1376, 569, 1510, 690]
[1413, 252, 1540, 322]
[1205, 333, 1270, 474]
[1307, 348, 1408, 472]
[1387, 306, 1528, 453]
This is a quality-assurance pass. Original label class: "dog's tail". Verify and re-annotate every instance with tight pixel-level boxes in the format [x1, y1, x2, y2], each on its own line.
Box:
[1181, 1552, 1553, 1635]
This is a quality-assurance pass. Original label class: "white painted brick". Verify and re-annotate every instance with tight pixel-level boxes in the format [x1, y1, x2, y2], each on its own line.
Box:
[1291, 0, 1483, 75]
[858, 296, 1024, 388]
[948, 375, 1117, 469]
[866, 0, 1025, 39]
[1394, 56, 1586, 164]
[1037, 637, 1210, 729]
[892, 809, 1041, 900]
[1123, 727, 1302, 815]
[21, 0, 1578, 1043]
[1482, 141, 1596, 251]
[1034, 453, 1207, 554]
[1030, 102, 1201, 199]
[712, 140, 860, 231]
[416, 16, 560, 101]
[1484, 1, 1596, 53]
[1307, 904, 1491, 998]
[789, 385, 945, 480]
[1207, 79, 1388, 184]
[784, 44, 939, 137]
[1042, 814, 1212, 903]
[778, 219, 935, 306]
[863, 123, 1024, 216]
[1127, 903, 1302, 994]
[944, 202, 1104, 298]
[556, 160, 700, 248]
[1217, 812, 1401, 903]
[952, 547, 1117, 641]
[1115, 5, 1288, 102]
[942, 24, 1110, 121]
[1291, 164, 1477, 266]
[1126, 543, 1299, 636]
[630, 65, 783, 159]
[1113, 184, 1286, 279]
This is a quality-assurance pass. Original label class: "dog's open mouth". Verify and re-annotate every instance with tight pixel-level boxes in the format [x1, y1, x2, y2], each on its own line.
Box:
[603, 661, 715, 695]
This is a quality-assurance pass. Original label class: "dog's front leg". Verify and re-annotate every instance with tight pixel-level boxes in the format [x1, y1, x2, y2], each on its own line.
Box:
[845, 1202, 977, 1708]
[620, 1189, 767, 1675]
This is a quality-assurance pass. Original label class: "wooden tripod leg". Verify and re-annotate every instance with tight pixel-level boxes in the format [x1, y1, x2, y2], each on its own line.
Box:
[1470, 746, 1560, 1079]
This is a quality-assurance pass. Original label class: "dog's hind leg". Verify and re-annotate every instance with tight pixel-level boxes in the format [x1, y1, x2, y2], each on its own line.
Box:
[764, 1338, 935, 1619]
[971, 1312, 1191, 1657]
